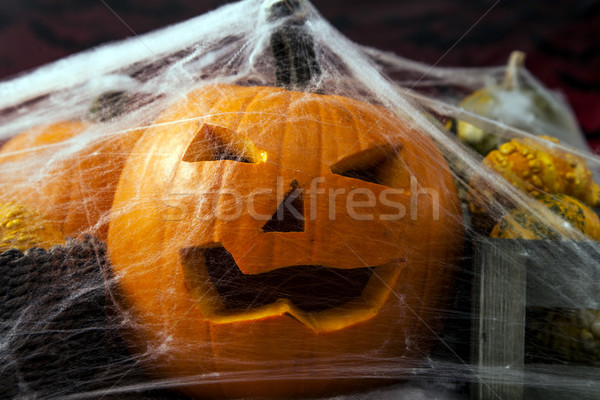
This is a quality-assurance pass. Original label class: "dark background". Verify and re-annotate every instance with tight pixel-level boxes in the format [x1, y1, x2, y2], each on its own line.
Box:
[1, 0, 599, 149]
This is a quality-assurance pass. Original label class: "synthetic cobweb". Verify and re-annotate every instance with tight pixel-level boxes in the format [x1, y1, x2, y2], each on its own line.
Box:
[0, 0, 599, 399]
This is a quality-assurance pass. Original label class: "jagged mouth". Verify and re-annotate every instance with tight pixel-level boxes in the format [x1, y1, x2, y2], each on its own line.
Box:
[181, 247, 374, 313]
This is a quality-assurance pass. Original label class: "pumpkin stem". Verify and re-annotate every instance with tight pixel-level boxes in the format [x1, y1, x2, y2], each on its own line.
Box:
[87, 91, 130, 122]
[266, 0, 322, 91]
[503, 50, 526, 91]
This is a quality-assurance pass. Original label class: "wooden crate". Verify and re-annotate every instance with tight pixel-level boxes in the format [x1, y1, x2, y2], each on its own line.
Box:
[470, 239, 600, 400]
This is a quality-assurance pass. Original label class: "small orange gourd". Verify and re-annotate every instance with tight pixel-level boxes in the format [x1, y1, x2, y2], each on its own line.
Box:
[0, 120, 143, 240]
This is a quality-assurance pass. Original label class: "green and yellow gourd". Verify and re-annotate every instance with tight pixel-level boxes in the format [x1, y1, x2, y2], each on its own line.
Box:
[491, 194, 600, 365]
[491, 194, 600, 240]
[468, 135, 599, 234]
[530, 308, 600, 365]
[451, 51, 582, 156]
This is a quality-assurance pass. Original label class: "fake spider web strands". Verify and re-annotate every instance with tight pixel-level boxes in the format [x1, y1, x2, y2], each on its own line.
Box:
[0, 0, 600, 399]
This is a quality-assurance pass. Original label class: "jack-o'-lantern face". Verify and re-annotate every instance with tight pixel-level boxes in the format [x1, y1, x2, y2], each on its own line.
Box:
[108, 84, 463, 398]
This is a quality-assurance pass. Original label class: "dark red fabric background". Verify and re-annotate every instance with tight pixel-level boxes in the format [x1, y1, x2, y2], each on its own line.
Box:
[1, 0, 599, 150]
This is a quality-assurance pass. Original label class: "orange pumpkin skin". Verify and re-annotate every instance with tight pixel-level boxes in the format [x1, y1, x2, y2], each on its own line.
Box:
[108, 84, 464, 398]
[0, 121, 143, 240]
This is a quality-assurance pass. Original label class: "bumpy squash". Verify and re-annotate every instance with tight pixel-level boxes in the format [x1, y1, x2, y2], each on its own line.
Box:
[491, 194, 600, 240]
[492, 196, 600, 366]
[0, 202, 64, 252]
[468, 136, 599, 227]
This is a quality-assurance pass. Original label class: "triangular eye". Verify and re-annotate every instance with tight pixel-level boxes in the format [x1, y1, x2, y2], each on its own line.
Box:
[212, 146, 252, 163]
[183, 124, 267, 164]
[331, 145, 399, 185]
[335, 165, 381, 185]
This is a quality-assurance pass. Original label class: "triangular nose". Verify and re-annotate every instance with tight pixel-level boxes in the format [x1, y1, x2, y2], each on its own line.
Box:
[262, 182, 305, 233]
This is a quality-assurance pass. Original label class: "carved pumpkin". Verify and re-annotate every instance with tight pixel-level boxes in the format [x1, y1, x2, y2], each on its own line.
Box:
[108, 84, 464, 398]
[0, 121, 143, 240]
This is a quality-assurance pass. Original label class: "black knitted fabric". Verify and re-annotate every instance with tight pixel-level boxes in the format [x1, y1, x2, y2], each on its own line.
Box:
[0, 236, 189, 399]
[0, 236, 118, 397]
